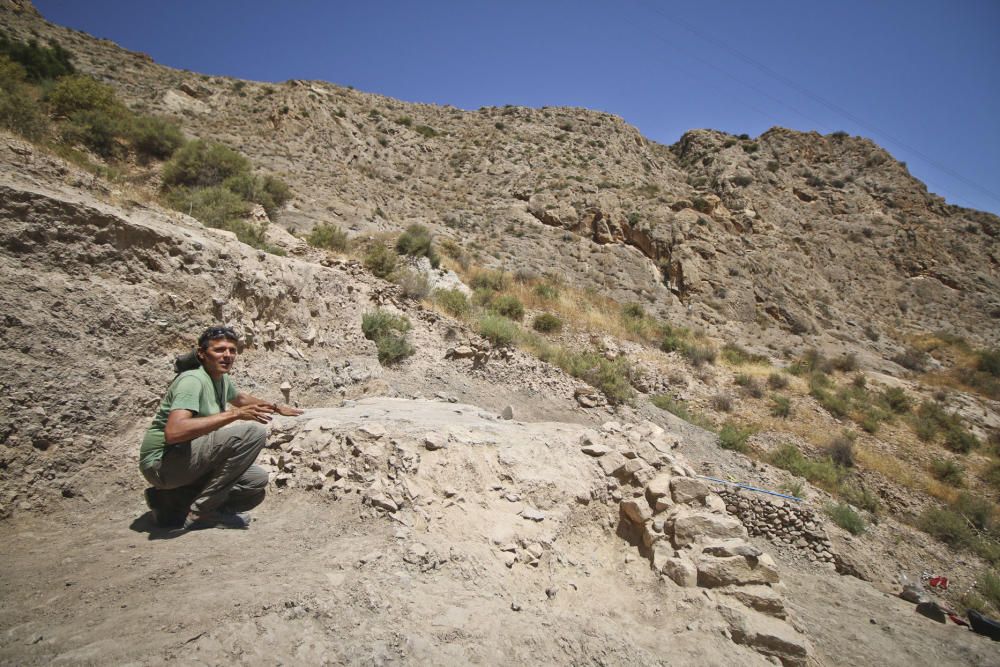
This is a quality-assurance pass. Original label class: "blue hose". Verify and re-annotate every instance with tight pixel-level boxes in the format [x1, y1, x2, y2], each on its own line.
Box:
[696, 475, 804, 503]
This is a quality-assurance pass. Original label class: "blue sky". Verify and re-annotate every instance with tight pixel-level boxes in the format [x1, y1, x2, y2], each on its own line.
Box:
[35, 0, 1000, 215]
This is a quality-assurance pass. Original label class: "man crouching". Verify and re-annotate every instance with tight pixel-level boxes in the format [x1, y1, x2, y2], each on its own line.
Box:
[138, 326, 303, 530]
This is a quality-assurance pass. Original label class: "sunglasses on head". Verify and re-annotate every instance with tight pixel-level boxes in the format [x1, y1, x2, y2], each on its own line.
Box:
[198, 326, 239, 348]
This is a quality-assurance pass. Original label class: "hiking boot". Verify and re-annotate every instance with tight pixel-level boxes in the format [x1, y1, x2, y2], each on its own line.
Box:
[183, 510, 252, 531]
[143, 487, 188, 528]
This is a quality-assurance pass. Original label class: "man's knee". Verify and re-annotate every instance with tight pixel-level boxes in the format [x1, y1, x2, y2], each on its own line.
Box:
[224, 422, 268, 454]
[242, 464, 269, 490]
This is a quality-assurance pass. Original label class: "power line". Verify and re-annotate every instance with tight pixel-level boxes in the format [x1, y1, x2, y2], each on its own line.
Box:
[635, 0, 1000, 208]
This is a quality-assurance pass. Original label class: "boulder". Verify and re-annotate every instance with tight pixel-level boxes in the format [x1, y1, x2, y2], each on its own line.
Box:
[719, 585, 787, 619]
[598, 452, 627, 476]
[621, 498, 653, 525]
[645, 473, 673, 500]
[696, 554, 780, 588]
[718, 603, 812, 667]
[661, 557, 698, 588]
[672, 510, 747, 547]
[671, 477, 710, 504]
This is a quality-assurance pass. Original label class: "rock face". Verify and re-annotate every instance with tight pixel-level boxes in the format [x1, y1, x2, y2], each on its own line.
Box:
[589, 422, 812, 665]
[718, 489, 840, 570]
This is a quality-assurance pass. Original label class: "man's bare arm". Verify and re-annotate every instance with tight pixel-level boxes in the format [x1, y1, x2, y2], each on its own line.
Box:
[232, 392, 304, 417]
[164, 404, 274, 444]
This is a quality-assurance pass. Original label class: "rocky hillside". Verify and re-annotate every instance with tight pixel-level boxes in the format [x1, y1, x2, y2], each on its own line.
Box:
[2, 2, 1000, 664]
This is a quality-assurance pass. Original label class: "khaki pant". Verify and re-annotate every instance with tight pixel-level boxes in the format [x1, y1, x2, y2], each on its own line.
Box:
[142, 422, 268, 514]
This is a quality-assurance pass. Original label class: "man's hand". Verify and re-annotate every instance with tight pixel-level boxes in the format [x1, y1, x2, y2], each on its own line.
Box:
[274, 404, 304, 417]
[232, 403, 274, 424]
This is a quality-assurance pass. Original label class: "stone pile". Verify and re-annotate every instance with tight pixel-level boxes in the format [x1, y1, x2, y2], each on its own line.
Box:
[581, 421, 813, 666]
[717, 489, 838, 569]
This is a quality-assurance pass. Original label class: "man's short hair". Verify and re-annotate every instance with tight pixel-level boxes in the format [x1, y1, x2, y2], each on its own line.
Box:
[198, 325, 239, 350]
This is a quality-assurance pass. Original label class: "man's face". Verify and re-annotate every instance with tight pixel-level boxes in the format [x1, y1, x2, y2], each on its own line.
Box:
[198, 337, 238, 377]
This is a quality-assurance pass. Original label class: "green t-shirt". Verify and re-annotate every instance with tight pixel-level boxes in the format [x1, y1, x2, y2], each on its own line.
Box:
[139, 367, 237, 470]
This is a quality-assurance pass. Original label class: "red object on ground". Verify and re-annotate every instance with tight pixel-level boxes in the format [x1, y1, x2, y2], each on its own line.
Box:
[929, 576, 949, 590]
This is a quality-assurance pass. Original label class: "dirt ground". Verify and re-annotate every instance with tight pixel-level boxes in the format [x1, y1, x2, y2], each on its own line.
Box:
[1, 401, 998, 666]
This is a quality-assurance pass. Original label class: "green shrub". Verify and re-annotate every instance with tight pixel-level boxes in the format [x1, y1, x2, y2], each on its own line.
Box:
[533, 282, 559, 301]
[721, 343, 768, 365]
[859, 407, 889, 434]
[791, 349, 830, 375]
[0, 56, 47, 139]
[491, 294, 524, 321]
[954, 492, 993, 531]
[983, 462, 1000, 491]
[532, 312, 562, 333]
[562, 352, 635, 405]
[718, 423, 752, 452]
[396, 223, 440, 267]
[361, 309, 413, 364]
[831, 353, 858, 372]
[433, 288, 470, 317]
[394, 269, 430, 300]
[919, 507, 976, 547]
[128, 115, 184, 160]
[768, 444, 845, 489]
[164, 185, 254, 237]
[622, 302, 645, 319]
[479, 314, 518, 347]
[0, 32, 74, 81]
[470, 269, 508, 292]
[931, 459, 965, 487]
[979, 348, 1000, 377]
[61, 108, 129, 157]
[879, 386, 911, 413]
[827, 432, 855, 467]
[414, 124, 438, 138]
[780, 479, 805, 497]
[771, 395, 791, 418]
[893, 346, 929, 371]
[767, 372, 789, 390]
[684, 343, 717, 367]
[979, 571, 1000, 610]
[840, 481, 880, 513]
[660, 332, 685, 353]
[944, 424, 980, 454]
[45, 74, 120, 117]
[162, 139, 250, 188]
[223, 172, 291, 219]
[306, 222, 349, 251]
[827, 503, 866, 535]
[363, 242, 397, 278]
[650, 394, 713, 429]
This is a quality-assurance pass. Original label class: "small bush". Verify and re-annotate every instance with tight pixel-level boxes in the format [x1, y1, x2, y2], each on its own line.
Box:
[827, 503, 866, 535]
[742, 377, 765, 398]
[711, 394, 734, 412]
[363, 242, 397, 278]
[532, 312, 562, 333]
[791, 348, 830, 376]
[162, 139, 250, 188]
[718, 423, 752, 452]
[721, 343, 768, 366]
[660, 332, 685, 353]
[767, 372, 789, 390]
[831, 353, 858, 372]
[979, 571, 1000, 610]
[396, 223, 440, 267]
[394, 269, 430, 300]
[944, 424, 980, 454]
[533, 282, 559, 301]
[771, 395, 792, 418]
[45, 74, 119, 117]
[491, 294, 524, 321]
[780, 479, 804, 497]
[60, 107, 130, 157]
[919, 507, 976, 547]
[361, 309, 413, 365]
[827, 432, 855, 467]
[164, 185, 254, 237]
[128, 115, 184, 159]
[954, 492, 993, 531]
[306, 222, 349, 251]
[893, 346, 929, 372]
[684, 343, 717, 367]
[650, 394, 713, 430]
[0, 32, 74, 81]
[983, 462, 1000, 491]
[469, 269, 508, 292]
[622, 303, 645, 319]
[434, 288, 470, 317]
[0, 57, 47, 140]
[880, 386, 911, 413]
[222, 173, 291, 219]
[414, 124, 438, 138]
[769, 444, 845, 489]
[978, 348, 1000, 377]
[479, 314, 518, 347]
[840, 481, 880, 513]
[931, 459, 964, 487]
